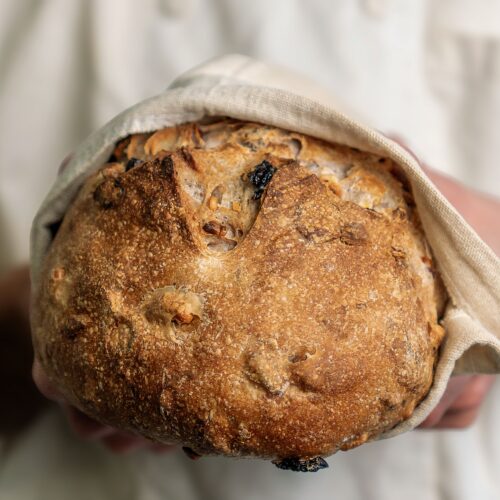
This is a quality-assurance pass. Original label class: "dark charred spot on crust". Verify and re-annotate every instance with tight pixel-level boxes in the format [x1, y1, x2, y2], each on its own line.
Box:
[339, 222, 368, 245]
[93, 178, 125, 209]
[249, 160, 277, 200]
[125, 157, 142, 172]
[272, 456, 329, 472]
[62, 319, 85, 340]
[182, 446, 202, 460]
[160, 155, 174, 179]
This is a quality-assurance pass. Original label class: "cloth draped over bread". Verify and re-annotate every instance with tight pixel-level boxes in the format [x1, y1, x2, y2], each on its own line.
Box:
[30, 54, 500, 440]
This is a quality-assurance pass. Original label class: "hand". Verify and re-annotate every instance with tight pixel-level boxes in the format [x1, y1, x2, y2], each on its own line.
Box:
[418, 375, 496, 429]
[0, 266, 48, 434]
[32, 358, 174, 454]
[390, 135, 499, 429]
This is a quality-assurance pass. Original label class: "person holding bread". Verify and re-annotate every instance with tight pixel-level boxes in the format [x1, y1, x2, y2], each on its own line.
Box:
[1, 1, 499, 499]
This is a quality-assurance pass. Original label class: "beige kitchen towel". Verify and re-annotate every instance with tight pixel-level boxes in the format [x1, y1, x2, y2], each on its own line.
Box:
[30, 54, 500, 439]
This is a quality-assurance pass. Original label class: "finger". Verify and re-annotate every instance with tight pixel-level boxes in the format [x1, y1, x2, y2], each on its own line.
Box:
[441, 375, 495, 417]
[419, 375, 495, 429]
[107, 434, 177, 454]
[101, 433, 146, 454]
[148, 443, 176, 454]
[102, 432, 175, 454]
[63, 405, 116, 440]
[418, 375, 473, 428]
[429, 407, 480, 430]
[32, 358, 65, 403]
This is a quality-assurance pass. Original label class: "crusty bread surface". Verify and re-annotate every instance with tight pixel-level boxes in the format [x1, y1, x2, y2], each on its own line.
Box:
[32, 119, 446, 465]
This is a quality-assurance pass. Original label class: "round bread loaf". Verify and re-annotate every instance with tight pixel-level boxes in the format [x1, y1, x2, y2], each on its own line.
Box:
[32, 119, 446, 470]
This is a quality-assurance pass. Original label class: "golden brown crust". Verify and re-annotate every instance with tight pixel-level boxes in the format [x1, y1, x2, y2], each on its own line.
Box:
[32, 119, 446, 462]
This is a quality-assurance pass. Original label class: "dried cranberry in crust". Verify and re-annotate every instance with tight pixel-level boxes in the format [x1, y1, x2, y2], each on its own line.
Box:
[249, 160, 277, 200]
[272, 456, 329, 472]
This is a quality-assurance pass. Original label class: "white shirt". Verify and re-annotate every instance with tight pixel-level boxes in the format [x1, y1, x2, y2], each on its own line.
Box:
[0, 1, 499, 499]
